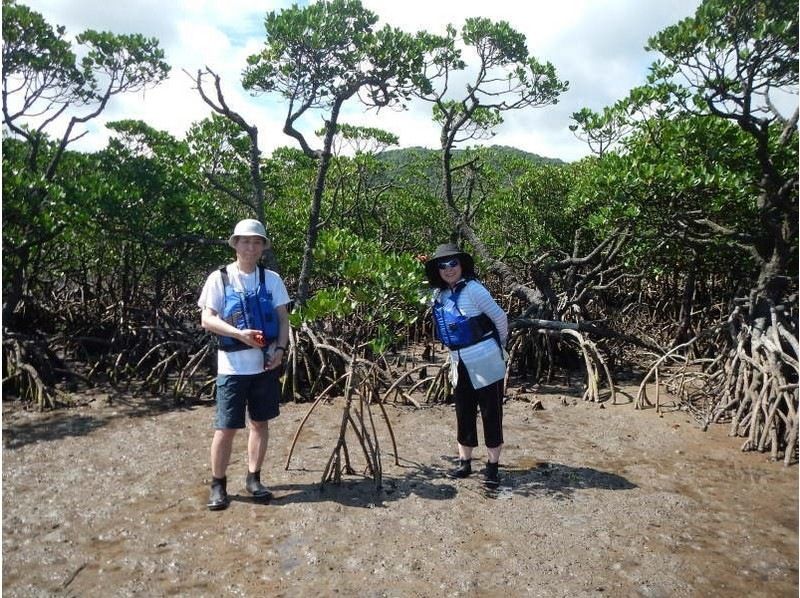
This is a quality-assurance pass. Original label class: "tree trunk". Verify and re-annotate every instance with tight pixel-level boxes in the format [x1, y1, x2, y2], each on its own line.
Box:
[672, 255, 697, 347]
[296, 101, 342, 305]
[2, 245, 29, 325]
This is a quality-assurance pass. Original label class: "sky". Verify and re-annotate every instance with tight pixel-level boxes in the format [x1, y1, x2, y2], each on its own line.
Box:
[15, 0, 705, 163]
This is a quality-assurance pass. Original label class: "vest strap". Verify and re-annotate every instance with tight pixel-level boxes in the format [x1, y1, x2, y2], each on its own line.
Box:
[220, 265, 265, 288]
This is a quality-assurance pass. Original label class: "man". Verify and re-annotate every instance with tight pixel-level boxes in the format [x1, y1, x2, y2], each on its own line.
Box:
[197, 219, 290, 510]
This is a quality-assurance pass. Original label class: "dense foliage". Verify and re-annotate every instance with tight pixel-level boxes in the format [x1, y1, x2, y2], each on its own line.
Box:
[2, 0, 797, 464]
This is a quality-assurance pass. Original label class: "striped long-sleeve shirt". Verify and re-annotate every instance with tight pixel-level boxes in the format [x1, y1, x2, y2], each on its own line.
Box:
[433, 279, 508, 389]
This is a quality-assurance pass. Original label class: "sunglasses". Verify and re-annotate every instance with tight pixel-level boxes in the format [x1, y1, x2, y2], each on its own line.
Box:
[437, 258, 460, 270]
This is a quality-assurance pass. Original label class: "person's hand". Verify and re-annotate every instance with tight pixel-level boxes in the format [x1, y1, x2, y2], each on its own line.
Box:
[239, 329, 266, 348]
[264, 345, 285, 371]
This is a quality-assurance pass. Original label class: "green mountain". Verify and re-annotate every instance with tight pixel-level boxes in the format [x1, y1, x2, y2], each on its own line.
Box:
[372, 145, 564, 193]
[378, 145, 564, 168]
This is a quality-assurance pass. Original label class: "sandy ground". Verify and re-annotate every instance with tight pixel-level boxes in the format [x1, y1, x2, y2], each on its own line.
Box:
[2, 384, 798, 597]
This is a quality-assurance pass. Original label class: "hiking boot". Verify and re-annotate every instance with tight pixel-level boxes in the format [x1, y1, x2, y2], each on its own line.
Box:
[448, 459, 472, 479]
[245, 470, 273, 500]
[207, 477, 230, 511]
[485, 461, 500, 489]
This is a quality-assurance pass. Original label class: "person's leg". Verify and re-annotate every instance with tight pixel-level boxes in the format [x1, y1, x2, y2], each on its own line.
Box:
[211, 428, 237, 478]
[244, 419, 272, 498]
[208, 375, 246, 510]
[208, 428, 236, 510]
[458, 444, 474, 461]
[450, 361, 478, 478]
[244, 371, 280, 498]
[476, 378, 504, 488]
[487, 445, 502, 462]
[476, 378, 504, 459]
[247, 419, 269, 473]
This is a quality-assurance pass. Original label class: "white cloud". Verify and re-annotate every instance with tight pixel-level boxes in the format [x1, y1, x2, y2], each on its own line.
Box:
[13, 0, 704, 161]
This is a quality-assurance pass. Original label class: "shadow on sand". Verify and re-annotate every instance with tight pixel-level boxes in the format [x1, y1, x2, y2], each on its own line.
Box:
[262, 456, 459, 508]
[242, 456, 635, 508]
[2, 396, 201, 450]
[489, 460, 637, 500]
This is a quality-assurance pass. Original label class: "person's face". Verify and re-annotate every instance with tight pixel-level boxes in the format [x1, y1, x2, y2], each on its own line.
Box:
[235, 236, 266, 267]
[438, 257, 462, 287]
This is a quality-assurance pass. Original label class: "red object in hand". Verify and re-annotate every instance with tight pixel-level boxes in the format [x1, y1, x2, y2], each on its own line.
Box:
[254, 333, 266, 347]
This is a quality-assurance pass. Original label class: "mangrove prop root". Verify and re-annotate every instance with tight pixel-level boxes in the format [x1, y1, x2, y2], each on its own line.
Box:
[288, 339, 398, 487]
[640, 314, 799, 465]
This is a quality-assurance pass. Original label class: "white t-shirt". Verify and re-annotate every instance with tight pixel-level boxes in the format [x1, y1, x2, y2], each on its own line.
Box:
[197, 263, 291, 376]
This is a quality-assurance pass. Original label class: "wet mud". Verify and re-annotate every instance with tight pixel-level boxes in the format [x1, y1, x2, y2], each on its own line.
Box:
[2, 386, 797, 597]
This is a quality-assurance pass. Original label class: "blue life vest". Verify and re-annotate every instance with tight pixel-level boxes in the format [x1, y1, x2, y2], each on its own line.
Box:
[218, 266, 279, 352]
[432, 280, 497, 350]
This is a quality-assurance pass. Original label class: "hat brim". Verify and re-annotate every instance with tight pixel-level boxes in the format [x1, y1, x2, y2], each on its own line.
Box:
[424, 252, 475, 286]
[228, 234, 268, 249]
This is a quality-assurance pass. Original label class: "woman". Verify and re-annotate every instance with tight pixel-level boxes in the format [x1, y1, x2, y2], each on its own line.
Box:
[425, 243, 508, 488]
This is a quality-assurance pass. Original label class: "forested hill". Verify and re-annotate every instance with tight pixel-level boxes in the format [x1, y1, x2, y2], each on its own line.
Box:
[373, 145, 566, 194]
[378, 145, 565, 169]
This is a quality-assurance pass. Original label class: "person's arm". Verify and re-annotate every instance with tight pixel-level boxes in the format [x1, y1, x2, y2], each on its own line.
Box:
[264, 304, 290, 370]
[469, 283, 508, 346]
[201, 307, 264, 349]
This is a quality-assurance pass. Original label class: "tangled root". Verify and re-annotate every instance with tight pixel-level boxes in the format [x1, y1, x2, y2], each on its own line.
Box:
[2, 334, 74, 410]
[284, 334, 399, 488]
[639, 309, 798, 465]
[506, 328, 615, 403]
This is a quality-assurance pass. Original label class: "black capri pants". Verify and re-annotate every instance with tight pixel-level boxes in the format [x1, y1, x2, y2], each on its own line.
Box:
[454, 360, 504, 449]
